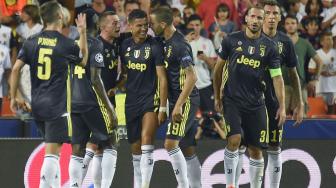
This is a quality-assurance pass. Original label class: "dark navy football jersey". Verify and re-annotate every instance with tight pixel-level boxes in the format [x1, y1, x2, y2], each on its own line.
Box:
[71, 36, 105, 113]
[97, 35, 119, 91]
[164, 31, 199, 105]
[263, 31, 298, 109]
[218, 31, 281, 110]
[120, 36, 164, 108]
[17, 30, 81, 121]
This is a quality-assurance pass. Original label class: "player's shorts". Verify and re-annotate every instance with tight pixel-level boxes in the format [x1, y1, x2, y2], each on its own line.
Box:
[125, 97, 159, 144]
[36, 115, 72, 143]
[266, 103, 283, 147]
[166, 96, 200, 148]
[223, 99, 269, 149]
[71, 106, 115, 147]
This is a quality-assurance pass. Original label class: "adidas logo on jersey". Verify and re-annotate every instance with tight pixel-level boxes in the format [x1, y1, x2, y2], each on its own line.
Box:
[236, 55, 260, 68]
[235, 46, 243, 52]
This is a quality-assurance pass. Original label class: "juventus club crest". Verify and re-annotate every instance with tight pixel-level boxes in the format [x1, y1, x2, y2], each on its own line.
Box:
[144, 47, 150, 59]
[134, 50, 140, 58]
[248, 46, 255, 55]
[259, 45, 266, 57]
[166, 45, 172, 58]
[277, 42, 283, 54]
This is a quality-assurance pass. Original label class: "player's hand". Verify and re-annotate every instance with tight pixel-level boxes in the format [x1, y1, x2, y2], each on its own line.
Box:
[10, 98, 18, 113]
[307, 80, 317, 96]
[292, 102, 304, 126]
[275, 105, 286, 127]
[172, 105, 183, 123]
[158, 111, 167, 125]
[197, 53, 207, 61]
[214, 98, 223, 113]
[75, 13, 87, 34]
[107, 88, 116, 97]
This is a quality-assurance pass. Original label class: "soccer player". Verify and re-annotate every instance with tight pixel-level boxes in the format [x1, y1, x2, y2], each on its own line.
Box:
[213, 5, 286, 188]
[10, 1, 88, 188]
[233, 1, 305, 187]
[120, 9, 168, 188]
[79, 11, 122, 186]
[68, 8, 118, 188]
[150, 7, 201, 188]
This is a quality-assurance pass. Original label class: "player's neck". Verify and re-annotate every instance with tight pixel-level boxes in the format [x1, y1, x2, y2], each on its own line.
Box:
[45, 23, 62, 33]
[245, 28, 261, 39]
[133, 35, 146, 44]
[163, 25, 176, 40]
[100, 33, 114, 43]
[263, 26, 277, 37]
[322, 47, 331, 53]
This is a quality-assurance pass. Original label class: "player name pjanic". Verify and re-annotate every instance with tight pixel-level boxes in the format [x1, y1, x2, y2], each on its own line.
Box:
[38, 37, 58, 47]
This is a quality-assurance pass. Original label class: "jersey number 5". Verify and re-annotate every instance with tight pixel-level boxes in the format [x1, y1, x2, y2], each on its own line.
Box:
[37, 48, 52, 80]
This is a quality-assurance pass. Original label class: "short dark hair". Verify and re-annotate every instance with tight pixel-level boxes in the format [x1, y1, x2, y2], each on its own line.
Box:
[320, 31, 333, 41]
[99, 11, 117, 26]
[305, 0, 323, 15]
[172, 8, 181, 17]
[151, 7, 173, 25]
[186, 14, 202, 25]
[246, 4, 265, 16]
[285, 14, 298, 24]
[124, 0, 140, 10]
[216, 3, 230, 18]
[128, 9, 147, 23]
[261, 0, 280, 8]
[22, 5, 41, 24]
[40, 0, 62, 25]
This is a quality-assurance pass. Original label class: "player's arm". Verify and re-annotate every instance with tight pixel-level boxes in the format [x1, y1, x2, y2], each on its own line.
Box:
[213, 57, 226, 113]
[156, 65, 168, 124]
[172, 65, 197, 123]
[75, 13, 88, 67]
[91, 67, 118, 127]
[271, 69, 286, 126]
[10, 59, 25, 113]
[288, 67, 304, 124]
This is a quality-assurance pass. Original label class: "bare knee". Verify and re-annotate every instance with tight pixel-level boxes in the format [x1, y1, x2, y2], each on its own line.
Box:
[164, 139, 179, 151]
[131, 140, 142, 155]
[226, 134, 241, 151]
[248, 145, 263, 159]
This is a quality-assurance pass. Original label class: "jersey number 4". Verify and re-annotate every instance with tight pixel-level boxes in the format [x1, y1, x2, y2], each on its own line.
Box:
[74, 66, 86, 79]
[37, 48, 52, 80]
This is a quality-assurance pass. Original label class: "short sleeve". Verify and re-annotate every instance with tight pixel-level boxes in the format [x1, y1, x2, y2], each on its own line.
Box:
[306, 40, 317, 59]
[151, 39, 164, 66]
[284, 39, 298, 68]
[89, 39, 104, 68]
[178, 43, 194, 68]
[267, 42, 281, 69]
[218, 36, 231, 60]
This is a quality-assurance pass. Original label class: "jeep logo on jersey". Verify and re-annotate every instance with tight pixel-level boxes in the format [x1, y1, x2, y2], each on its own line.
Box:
[134, 50, 140, 58]
[127, 60, 147, 72]
[236, 55, 260, 68]
[95, 53, 103, 63]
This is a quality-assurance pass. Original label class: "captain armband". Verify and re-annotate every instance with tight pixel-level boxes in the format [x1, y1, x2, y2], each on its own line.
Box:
[269, 68, 282, 78]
